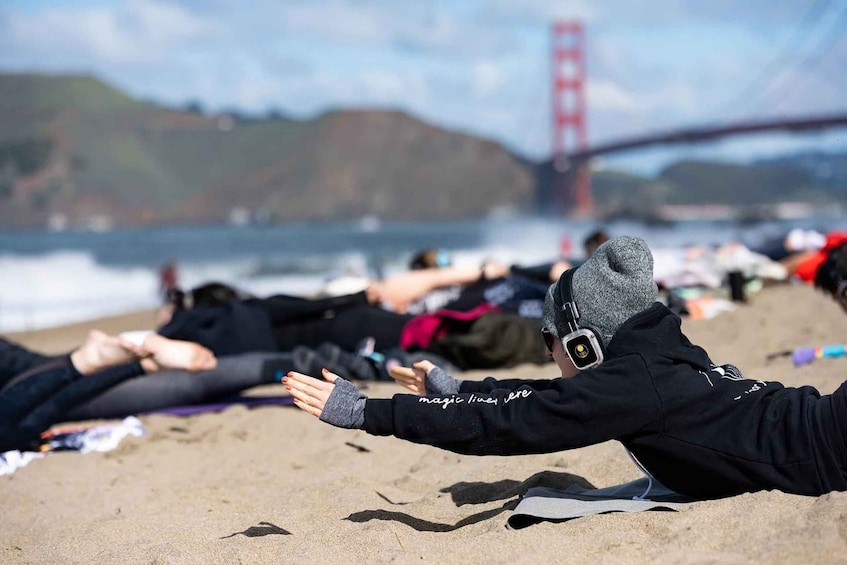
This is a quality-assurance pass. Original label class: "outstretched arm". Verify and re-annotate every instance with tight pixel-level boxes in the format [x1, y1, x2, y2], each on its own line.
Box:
[370, 262, 510, 313]
[285, 369, 585, 455]
[389, 360, 461, 395]
[389, 359, 561, 396]
[286, 361, 657, 458]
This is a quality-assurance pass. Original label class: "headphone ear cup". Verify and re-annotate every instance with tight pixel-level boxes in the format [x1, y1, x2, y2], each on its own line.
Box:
[562, 327, 604, 370]
[588, 327, 606, 357]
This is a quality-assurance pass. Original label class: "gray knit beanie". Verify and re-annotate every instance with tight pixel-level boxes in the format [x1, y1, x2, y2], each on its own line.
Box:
[542, 236, 657, 347]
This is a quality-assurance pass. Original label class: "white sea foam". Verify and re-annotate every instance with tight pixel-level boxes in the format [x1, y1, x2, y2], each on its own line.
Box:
[0, 251, 158, 333]
[0, 251, 328, 333]
[1, 217, 835, 333]
[0, 245, 520, 332]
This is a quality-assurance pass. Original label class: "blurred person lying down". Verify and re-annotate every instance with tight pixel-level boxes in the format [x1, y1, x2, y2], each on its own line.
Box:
[0, 330, 215, 452]
[156, 272, 554, 372]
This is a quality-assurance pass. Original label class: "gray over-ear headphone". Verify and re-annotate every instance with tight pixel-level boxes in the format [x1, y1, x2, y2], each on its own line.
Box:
[556, 268, 605, 370]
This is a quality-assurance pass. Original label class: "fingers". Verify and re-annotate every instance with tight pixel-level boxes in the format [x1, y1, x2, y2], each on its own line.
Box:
[284, 371, 334, 418]
[284, 371, 334, 400]
[321, 368, 339, 383]
[387, 365, 424, 395]
[292, 398, 323, 418]
[286, 381, 324, 411]
[412, 360, 435, 374]
[286, 371, 333, 391]
[389, 365, 416, 382]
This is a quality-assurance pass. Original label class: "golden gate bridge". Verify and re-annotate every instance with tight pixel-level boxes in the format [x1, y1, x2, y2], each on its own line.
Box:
[550, 21, 847, 217]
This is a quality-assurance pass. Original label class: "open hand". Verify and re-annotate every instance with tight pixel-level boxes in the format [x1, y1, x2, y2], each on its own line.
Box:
[388, 360, 436, 395]
[283, 368, 339, 418]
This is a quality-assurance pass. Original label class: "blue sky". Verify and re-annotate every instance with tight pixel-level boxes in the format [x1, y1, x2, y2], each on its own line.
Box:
[1, 0, 846, 175]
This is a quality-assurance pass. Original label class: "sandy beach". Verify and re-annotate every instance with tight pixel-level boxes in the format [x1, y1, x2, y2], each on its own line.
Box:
[4, 282, 847, 564]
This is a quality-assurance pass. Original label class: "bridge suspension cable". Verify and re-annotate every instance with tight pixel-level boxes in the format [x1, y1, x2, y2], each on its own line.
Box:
[771, 1, 847, 112]
[713, 0, 833, 120]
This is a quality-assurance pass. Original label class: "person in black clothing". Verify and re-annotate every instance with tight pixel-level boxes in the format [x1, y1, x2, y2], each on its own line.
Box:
[813, 241, 847, 313]
[285, 236, 847, 500]
[158, 278, 550, 371]
[0, 332, 383, 421]
[0, 330, 216, 452]
[159, 284, 413, 355]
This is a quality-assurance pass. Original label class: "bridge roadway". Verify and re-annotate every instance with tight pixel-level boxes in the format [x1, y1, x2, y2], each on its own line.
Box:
[565, 113, 847, 162]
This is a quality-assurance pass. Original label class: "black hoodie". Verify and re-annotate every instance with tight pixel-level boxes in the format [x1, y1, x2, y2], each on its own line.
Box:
[363, 303, 847, 499]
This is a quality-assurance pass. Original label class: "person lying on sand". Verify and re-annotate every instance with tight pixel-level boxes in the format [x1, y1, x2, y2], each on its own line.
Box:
[811, 241, 847, 314]
[1, 333, 333, 421]
[286, 236, 847, 500]
[158, 278, 550, 372]
[0, 330, 215, 453]
[326, 245, 572, 316]
[771, 230, 847, 285]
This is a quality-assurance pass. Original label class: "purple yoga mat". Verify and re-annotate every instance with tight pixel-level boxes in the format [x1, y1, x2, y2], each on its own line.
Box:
[145, 395, 295, 417]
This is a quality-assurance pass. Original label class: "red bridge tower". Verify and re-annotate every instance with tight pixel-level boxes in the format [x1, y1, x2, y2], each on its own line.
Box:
[551, 21, 592, 216]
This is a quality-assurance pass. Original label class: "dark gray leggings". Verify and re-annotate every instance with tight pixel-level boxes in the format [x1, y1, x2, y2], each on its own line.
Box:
[0, 359, 145, 452]
[65, 352, 294, 421]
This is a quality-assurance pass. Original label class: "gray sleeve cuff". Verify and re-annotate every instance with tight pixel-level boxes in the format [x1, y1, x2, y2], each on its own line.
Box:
[319, 377, 366, 429]
[425, 366, 461, 395]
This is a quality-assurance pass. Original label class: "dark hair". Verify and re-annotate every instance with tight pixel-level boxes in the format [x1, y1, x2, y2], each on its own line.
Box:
[167, 282, 248, 310]
[583, 229, 610, 257]
[814, 243, 847, 296]
[409, 249, 451, 270]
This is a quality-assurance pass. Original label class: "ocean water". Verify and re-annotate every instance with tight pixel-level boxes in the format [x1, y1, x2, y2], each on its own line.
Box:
[0, 216, 841, 333]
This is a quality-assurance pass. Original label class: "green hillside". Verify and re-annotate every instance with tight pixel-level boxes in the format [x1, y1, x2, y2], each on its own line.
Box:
[0, 73, 143, 113]
[1, 72, 844, 229]
[0, 73, 535, 228]
[658, 160, 832, 205]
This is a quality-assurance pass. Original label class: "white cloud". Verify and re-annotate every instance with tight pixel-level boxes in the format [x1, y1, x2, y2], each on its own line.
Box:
[486, 0, 814, 26]
[284, 1, 390, 45]
[127, 0, 216, 44]
[587, 80, 640, 110]
[280, 1, 513, 56]
[473, 62, 505, 98]
[485, 0, 599, 25]
[0, 0, 844, 169]
[359, 69, 430, 106]
[4, 0, 217, 65]
[190, 66, 431, 115]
